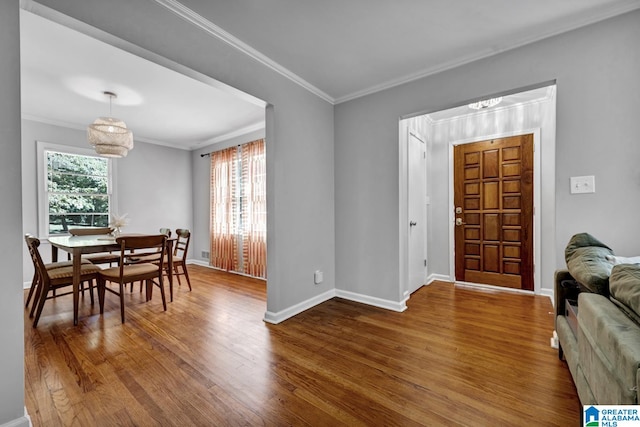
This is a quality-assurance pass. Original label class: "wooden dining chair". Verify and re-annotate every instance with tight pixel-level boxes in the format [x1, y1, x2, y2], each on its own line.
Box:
[172, 228, 192, 291]
[68, 227, 121, 266]
[125, 228, 171, 292]
[24, 255, 93, 310]
[25, 234, 101, 327]
[125, 228, 190, 297]
[97, 234, 168, 323]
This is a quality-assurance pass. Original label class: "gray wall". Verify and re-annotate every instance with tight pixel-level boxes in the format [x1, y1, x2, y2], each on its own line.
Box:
[191, 128, 266, 266]
[21, 119, 193, 284]
[335, 10, 640, 302]
[0, 2, 28, 426]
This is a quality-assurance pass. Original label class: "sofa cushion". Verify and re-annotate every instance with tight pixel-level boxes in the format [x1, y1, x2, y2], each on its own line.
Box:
[565, 233, 614, 295]
[578, 293, 640, 403]
[610, 263, 640, 321]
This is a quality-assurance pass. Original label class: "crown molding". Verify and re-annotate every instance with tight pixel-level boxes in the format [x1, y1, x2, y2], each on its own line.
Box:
[334, 1, 640, 104]
[152, 0, 335, 104]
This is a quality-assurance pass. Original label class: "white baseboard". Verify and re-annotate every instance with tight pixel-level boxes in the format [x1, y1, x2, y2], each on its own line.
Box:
[335, 289, 407, 312]
[455, 280, 535, 295]
[427, 273, 452, 284]
[0, 409, 31, 427]
[264, 289, 336, 324]
[263, 287, 408, 324]
[186, 260, 267, 281]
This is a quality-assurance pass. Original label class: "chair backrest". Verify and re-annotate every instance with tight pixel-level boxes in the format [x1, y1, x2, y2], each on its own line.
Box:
[69, 227, 113, 236]
[159, 228, 172, 237]
[174, 229, 191, 258]
[24, 234, 47, 283]
[115, 234, 167, 274]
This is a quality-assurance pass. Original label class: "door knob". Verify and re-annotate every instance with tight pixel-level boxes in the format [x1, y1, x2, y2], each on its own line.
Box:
[455, 218, 465, 226]
[410, 221, 417, 227]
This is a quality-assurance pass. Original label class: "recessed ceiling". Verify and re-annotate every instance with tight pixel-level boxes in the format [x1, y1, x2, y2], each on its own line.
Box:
[19, 9, 266, 151]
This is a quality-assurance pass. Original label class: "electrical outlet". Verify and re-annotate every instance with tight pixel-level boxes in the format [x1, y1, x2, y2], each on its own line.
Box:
[201, 251, 210, 258]
[314, 270, 323, 284]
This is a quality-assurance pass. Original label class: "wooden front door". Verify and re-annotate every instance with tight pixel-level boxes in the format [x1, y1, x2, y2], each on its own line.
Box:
[454, 134, 533, 290]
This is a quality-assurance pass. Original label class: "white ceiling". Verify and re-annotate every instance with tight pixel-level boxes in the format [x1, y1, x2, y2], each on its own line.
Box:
[176, 0, 640, 102]
[20, 10, 266, 151]
[20, 0, 640, 150]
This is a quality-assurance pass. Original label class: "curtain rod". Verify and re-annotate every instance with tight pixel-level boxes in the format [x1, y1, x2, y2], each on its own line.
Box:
[200, 143, 245, 158]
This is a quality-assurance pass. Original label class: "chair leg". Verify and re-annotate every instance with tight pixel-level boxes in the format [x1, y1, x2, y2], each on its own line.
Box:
[145, 279, 152, 301]
[175, 267, 182, 287]
[157, 277, 167, 311]
[88, 280, 95, 305]
[181, 264, 192, 291]
[25, 273, 39, 308]
[97, 278, 106, 314]
[119, 283, 126, 323]
[29, 276, 44, 318]
[32, 282, 50, 328]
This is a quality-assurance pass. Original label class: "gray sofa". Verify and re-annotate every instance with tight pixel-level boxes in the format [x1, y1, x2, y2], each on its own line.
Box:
[555, 233, 640, 404]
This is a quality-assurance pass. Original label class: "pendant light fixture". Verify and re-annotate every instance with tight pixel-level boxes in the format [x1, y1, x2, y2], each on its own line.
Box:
[87, 91, 134, 158]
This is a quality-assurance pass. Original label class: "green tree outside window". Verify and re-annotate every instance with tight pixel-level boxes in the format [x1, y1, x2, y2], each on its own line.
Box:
[47, 151, 110, 234]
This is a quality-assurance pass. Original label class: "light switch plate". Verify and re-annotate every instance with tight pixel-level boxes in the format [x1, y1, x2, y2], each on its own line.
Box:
[570, 175, 595, 194]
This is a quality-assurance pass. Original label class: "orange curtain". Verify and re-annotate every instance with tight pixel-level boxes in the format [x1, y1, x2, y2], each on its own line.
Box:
[241, 139, 266, 278]
[210, 147, 239, 271]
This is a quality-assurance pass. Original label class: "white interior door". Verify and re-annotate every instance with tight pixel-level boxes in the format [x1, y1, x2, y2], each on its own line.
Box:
[408, 131, 427, 294]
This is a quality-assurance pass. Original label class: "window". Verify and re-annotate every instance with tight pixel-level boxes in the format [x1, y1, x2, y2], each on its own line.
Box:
[210, 139, 266, 278]
[37, 141, 116, 236]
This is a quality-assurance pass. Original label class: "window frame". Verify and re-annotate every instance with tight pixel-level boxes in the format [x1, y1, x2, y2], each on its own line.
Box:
[36, 141, 118, 238]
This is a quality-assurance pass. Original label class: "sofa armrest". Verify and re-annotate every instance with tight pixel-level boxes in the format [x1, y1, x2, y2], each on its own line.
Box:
[555, 269, 577, 317]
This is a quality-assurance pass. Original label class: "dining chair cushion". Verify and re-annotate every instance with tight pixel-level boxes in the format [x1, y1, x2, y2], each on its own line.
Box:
[99, 263, 158, 281]
[47, 264, 102, 280]
[45, 259, 92, 270]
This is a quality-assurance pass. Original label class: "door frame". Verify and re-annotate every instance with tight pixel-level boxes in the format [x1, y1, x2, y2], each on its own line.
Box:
[448, 128, 541, 293]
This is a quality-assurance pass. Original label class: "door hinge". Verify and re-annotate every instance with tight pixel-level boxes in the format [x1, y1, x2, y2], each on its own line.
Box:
[423, 151, 426, 158]
[424, 259, 427, 267]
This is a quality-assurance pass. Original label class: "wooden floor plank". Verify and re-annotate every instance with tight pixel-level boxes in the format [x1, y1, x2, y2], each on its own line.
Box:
[24, 267, 580, 426]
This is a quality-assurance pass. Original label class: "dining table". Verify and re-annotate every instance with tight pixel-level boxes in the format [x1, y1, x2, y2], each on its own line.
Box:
[48, 233, 174, 325]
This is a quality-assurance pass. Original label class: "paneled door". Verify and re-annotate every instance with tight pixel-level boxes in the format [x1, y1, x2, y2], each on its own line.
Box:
[453, 134, 533, 290]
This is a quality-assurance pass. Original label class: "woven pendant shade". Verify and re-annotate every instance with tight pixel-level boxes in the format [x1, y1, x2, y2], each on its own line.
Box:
[87, 92, 134, 158]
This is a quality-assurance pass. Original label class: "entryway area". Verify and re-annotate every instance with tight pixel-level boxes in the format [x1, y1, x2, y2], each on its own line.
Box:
[399, 83, 557, 299]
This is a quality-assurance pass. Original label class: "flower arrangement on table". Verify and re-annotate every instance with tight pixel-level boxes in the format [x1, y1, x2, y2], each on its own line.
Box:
[109, 213, 129, 236]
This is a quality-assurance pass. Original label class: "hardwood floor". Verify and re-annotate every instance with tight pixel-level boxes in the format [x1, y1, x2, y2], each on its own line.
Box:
[24, 266, 580, 426]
